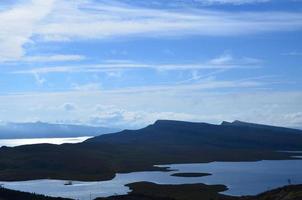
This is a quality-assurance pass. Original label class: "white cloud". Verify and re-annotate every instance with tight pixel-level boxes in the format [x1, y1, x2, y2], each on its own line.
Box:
[282, 51, 302, 56]
[13, 54, 261, 74]
[283, 112, 302, 128]
[101, 77, 268, 94]
[207, 53, 261, 66]
[1, 0, 302, 61]
[0, 90, 301, 128]
[196, 0, 270, 5]
[130, 0, 271, 6]
[0, 0, 55, 61]
[22, 54, 86, 62]
[33, 72, 46, 85]
[89, 105, 199, 128]
[71, 83, 102, 91]
[36, 1, 302, 40]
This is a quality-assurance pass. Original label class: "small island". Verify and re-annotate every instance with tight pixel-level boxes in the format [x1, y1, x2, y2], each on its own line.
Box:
[170, 172, 211, 177]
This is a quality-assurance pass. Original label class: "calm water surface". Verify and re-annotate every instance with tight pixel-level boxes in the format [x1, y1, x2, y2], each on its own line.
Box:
[0, 137, 92, 147]
[0, 159, 301, 200]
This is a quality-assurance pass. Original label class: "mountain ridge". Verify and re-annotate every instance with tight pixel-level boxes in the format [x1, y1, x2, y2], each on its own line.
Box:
[87, 119, 302, 150]
[221, 120, 302, 132]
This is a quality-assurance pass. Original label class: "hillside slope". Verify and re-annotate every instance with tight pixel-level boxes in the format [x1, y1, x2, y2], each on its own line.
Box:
[0, 187, 71, 200]
[87, 120, 302, 150]
[96, 184, 302, 200]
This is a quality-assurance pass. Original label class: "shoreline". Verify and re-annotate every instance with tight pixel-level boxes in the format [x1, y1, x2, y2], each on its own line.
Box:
[2, 182, 302, 200]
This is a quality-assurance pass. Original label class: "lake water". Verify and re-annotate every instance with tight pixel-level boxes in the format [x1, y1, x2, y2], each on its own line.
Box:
[0, 137, 92, 147]
[1, 159, 301, 200]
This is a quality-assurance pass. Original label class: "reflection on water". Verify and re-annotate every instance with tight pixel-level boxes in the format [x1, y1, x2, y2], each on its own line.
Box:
[278, 151, 302, 159]
[161, 159, 302, 196]
[292, 156, 302, 158]
[0, 137, 92, 147]
[279, 151, 302, 153]
[0, 159, 302, 200]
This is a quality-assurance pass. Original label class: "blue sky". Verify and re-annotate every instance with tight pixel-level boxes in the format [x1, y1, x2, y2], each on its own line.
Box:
[0, 0, 302, 128]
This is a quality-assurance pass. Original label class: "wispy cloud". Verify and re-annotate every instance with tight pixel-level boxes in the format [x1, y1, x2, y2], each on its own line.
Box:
[195, 0, 270, 5]
[1, 0, 302, 61]
[37, 1, 302, 40]
[0, 0, 55, 61]
[128, 0, 271, 7]
[71, 83, 102, 91]
[22, 54, 86, 62]
[33, 72, 46, 86]
[12, 54, 261, 75]
[1, 89, 301, 128]
[282, 51, 302, 56]
[103, 76, 272, 94]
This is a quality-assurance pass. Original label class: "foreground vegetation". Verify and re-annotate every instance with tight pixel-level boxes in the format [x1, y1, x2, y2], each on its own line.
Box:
[0, 183, 301, 200]
[96, 183, 302, 200]
[126, 182, 227, 200]
[0, 187, 71, 200]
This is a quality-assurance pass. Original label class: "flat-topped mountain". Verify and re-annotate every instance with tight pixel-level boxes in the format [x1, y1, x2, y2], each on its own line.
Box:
[222, 120, 302, 133]
[87, 120, 302, 150]
[0, 122, 118, 139]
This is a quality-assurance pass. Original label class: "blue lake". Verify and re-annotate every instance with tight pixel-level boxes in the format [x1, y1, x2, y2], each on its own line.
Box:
[1, 159, 302, 200]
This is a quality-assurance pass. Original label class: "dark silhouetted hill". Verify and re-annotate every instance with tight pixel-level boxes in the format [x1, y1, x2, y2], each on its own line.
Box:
[0, 187, 71, 200]
[96, 183, 302, 200]
[222, 120, 302, 134]
[87, 120, 302, 150]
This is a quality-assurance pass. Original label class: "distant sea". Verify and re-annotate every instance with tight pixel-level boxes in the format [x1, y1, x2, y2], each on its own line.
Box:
[0, 136, 92, 147]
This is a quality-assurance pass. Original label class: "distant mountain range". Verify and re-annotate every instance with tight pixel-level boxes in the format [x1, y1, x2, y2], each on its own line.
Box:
[0, 122, 119, 139]
[0, 120, 301, 181]
[87, 120, 302, 150]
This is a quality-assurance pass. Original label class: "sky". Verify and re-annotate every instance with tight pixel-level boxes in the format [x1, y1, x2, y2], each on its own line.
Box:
[0, 0, 302, 129]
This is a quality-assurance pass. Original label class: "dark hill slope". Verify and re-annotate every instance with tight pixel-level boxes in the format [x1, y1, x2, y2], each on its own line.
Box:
[0, 187, 71, 200]
[222, 120, 302, 134]
[87, 120, 302, 150]
[96, 184, 302, 200]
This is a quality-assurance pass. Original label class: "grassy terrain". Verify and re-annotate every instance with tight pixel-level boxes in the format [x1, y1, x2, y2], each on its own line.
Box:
[0, 182, 301, 200]
[96, 183, 302, 200]
[127, 182, 227, 200]
[170, 172, 211, 177]
[250, 184, 302, 200]
[0, 187, 71, 200]
[0, 143, 292, 181]
[220, 184, 302, 200]
[96, 181, 227, 200]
